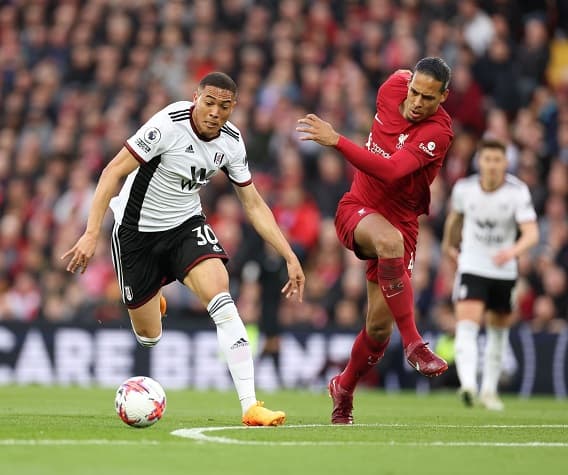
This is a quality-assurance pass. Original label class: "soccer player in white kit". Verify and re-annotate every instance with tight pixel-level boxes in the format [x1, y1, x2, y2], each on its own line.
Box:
[441, 139, 539, 410]
[61, 72, 305, 426]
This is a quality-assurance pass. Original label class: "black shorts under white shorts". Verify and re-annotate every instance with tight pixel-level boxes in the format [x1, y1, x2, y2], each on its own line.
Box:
[111, 214, 228, 309]
[453, 273, 516, 313]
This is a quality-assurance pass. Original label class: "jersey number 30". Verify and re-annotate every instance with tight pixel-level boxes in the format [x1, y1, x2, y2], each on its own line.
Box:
[192, 224, 219, 246]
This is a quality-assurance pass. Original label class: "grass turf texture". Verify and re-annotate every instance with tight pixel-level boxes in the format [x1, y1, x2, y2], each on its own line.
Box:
[0, 386, 566, 475]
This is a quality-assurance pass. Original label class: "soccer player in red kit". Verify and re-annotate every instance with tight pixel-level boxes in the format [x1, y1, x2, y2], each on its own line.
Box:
[297, 57, 453, 424]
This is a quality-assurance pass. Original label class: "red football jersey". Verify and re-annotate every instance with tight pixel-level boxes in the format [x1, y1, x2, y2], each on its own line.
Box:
[341, 70, 453, 221]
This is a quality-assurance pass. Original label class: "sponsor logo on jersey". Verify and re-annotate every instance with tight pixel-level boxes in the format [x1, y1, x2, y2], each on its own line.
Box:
[475, 219, 497, 229]
[396, 133, 409, 149]
[474, 218, 504, 244]
[419, 141, 436, 156]
[181, 166, 215, 191]
[185, 144, 194, 153]
[214, 152, 224, 166]
[474, 232, 505, 245]
[134, 138, 151, 153]
[368, 141, 391, 159]
[144, 127, 161, 144]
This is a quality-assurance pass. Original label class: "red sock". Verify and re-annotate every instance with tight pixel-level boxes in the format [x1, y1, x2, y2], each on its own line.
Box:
[377, 257, 422, 349]
[338, 328, 389, 393]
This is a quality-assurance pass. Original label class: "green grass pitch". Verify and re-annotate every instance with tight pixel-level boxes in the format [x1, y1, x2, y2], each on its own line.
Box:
[0, 385, 566, 475]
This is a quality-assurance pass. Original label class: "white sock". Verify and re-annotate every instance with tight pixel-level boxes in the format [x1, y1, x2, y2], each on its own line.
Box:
[207, 292, 256, 414]
[454, 320, 480, 391]
[133, 331, 162, 347]
[131, 320, 162, 348]
[480, 326, 509, 396]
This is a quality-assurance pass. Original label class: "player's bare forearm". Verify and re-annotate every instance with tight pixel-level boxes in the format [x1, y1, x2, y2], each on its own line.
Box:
[84, 169, 120, 237]
[86, 148, 139, 235]
[60, 168, 120, 273]
[516, 220, 539, 253]
[493, 220, 539, 266]
[441, 210, 463, 258]
[251, 208, 305, 301]
[61, 147, 139, 273]
[297, 114, 421, 182]
[234, 183, 305, 300]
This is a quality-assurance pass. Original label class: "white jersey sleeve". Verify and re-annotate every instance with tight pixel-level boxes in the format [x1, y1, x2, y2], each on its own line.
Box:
[515, 181, 537, 223]
[219, 124, 251, 186]
[125, 109, 178, 163]
[450, 179, 467, 214]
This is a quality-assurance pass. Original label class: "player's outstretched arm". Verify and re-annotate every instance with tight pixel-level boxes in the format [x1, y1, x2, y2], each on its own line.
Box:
[233, 183, 305, 302]
[297, 113, 422, 182]
[61, 147, 139, 274]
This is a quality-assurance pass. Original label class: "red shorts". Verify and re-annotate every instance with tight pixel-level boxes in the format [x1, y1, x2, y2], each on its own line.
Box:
[334, 194, 418, 282]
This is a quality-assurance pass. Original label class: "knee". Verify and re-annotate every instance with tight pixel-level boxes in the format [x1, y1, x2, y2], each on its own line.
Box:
[374, 229, 404, 257]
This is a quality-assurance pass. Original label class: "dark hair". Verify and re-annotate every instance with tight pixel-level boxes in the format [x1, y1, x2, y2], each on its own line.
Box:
[199, 72, 237, 95]
[478, 138, 507, 154]
[413, 57, 451, 92]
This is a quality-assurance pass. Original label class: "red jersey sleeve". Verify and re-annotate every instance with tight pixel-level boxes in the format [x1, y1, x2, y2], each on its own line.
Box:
[335, 100, 453, 184]
[335, 136, 421, 182]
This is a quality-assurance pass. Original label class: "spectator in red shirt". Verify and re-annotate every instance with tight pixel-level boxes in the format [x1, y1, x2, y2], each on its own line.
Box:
[272, 182, 321, 263]
[443, 63, 485, 136]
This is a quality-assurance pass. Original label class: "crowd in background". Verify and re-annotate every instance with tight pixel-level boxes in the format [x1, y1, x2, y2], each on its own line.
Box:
[0, 0, 567, 339]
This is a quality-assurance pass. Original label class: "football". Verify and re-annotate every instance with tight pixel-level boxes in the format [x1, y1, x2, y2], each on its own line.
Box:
[115, 376, 167, 428]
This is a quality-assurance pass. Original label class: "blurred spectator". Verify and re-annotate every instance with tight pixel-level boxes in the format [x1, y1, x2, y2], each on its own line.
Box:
[443, 62, 485, 136]
[457, 0, 495, 57]
[516, 15, 550, 106]
[473, 37, 519, 113]
[310, 150, 350, 218]
[272, 181, 321, 263]
[1, 271, 41, 321]
[530, 294, 565, 334]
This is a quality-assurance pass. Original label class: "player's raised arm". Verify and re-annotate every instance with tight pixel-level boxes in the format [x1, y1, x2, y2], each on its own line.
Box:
[61, 147, 139, 274]
[297, 114, 424, 182]
[232, 182, 305, 302]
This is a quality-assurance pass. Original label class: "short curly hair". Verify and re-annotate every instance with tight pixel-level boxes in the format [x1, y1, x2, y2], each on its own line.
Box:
[414, 57, 451, 92]
[199, 72, 237, 95]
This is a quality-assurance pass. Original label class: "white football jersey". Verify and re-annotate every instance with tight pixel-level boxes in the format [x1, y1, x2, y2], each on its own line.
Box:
[451, 174, 537, 279]
[110, 101, 251, 232]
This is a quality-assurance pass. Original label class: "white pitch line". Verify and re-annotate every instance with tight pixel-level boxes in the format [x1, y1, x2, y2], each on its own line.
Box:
[3, 424, 567, 447]
[170, 424, 568, 447]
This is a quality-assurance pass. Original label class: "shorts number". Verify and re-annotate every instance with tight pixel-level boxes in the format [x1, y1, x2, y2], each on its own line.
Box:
[407, 252, 415, 272]
[192, 224, 219, 246]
